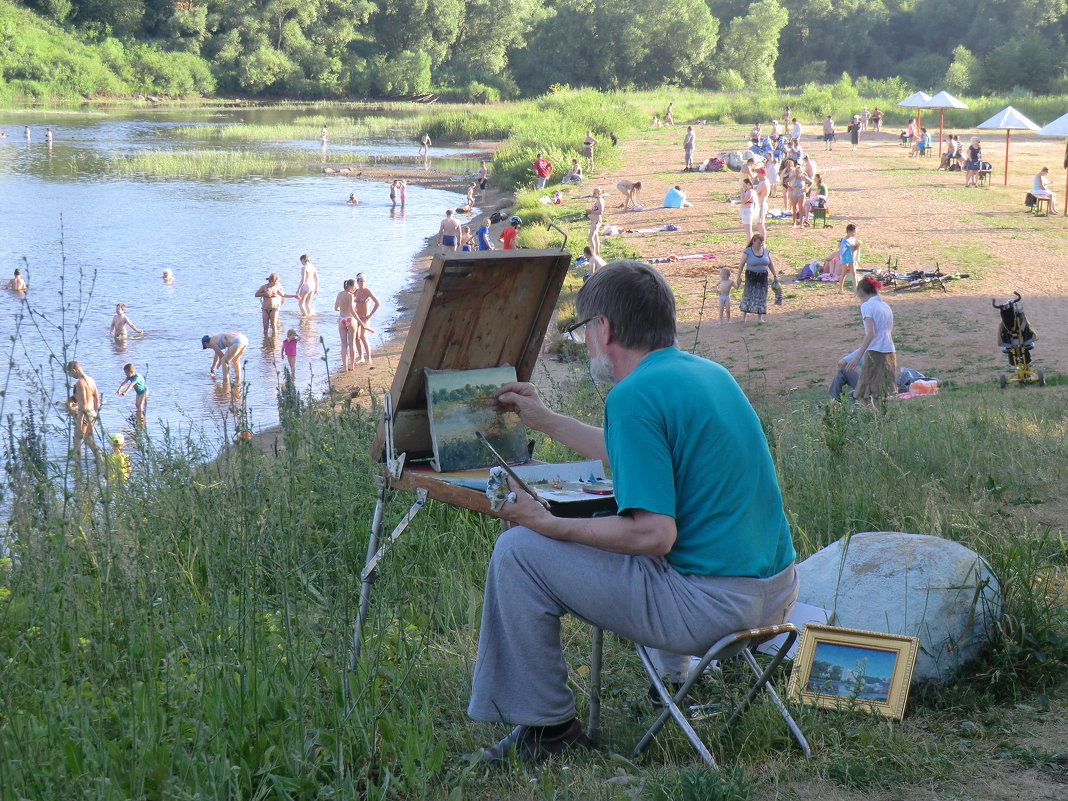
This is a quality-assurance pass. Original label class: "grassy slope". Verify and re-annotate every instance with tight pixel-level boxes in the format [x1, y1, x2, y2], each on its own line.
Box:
[2, 380, 1066, 800]
[0, 0, 126, 99]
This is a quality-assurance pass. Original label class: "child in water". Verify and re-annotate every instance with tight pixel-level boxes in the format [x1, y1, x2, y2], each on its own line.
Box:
[109, 303, 143, 337]
[105, 432, 131, 485]
[281, 329, 298, 377]
[115, 362, 148, 423]
[716, 267, 736, 322]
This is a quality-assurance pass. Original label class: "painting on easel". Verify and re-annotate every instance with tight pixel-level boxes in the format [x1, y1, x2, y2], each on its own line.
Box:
[425, 366, 528, 472]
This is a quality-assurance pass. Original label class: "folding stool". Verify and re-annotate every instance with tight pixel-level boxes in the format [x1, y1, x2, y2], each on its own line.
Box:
[587, 623, 812, 769]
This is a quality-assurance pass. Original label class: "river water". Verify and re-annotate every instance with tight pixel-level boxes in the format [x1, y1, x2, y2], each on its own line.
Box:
[0, 107, 476, 449]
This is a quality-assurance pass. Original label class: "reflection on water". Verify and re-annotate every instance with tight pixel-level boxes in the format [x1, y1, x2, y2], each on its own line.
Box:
[0, 107, 480, 450]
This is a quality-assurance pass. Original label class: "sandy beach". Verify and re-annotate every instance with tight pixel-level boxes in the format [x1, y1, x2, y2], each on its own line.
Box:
[304, 122, 1068, 423]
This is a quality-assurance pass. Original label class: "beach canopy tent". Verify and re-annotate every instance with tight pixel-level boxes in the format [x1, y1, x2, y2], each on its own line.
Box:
[976, 106, 1040, 186]
[1035, 112, 1068, 216]
[896, 91, 933, 131]
[926, 90, 968, 158]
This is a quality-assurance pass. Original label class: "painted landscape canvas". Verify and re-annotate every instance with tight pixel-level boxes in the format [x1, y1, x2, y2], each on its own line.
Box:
[425, 366, 528, 472]
[805, 642, 897, 703]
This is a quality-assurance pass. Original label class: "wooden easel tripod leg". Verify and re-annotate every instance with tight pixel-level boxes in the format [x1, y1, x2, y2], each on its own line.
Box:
[349, 478, 428, 667]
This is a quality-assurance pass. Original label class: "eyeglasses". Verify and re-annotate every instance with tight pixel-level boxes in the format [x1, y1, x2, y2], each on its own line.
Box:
[564, 316, 598, 344]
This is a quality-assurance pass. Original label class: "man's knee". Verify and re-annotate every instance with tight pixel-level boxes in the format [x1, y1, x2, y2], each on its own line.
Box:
[491, 526, 542, 564]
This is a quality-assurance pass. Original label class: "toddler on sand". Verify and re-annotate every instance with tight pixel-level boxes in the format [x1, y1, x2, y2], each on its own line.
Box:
[716, 268, 736, 322]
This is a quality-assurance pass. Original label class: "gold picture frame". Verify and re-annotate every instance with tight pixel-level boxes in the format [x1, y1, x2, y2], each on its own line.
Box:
[787, 624, 920, 720]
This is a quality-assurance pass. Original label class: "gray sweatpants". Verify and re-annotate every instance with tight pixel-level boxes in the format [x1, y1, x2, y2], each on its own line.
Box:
[468, 526, 798, 726]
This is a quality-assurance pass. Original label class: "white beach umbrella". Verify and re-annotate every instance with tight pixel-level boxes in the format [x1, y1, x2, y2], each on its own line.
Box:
[926, 90, 968, 159]
[896, 91, 933, 130]
[1035, 112, 1068, 216]
[976, 106, 1040, 186]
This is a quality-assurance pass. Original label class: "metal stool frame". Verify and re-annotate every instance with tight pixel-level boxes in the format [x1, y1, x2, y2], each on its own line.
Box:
[588, 623, 812, 769]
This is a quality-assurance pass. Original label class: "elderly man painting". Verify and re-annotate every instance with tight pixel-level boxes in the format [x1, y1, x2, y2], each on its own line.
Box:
[467, 260, 798, 763]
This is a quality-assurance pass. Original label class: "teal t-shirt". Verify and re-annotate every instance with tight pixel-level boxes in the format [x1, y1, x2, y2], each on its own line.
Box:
[604, 347, 795, 577]
[126, 373, 147, 394]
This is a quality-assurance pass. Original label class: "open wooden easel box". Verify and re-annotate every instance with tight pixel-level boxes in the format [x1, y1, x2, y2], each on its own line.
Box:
[353, 249, 614, 663]
[370, 248, 614, 518]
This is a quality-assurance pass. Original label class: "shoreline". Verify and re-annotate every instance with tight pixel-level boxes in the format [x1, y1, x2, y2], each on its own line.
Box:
[250, 155, 515, 450]
[324, 160, 515, 401]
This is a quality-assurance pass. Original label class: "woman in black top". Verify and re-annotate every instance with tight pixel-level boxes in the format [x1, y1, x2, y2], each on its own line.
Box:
[964, 136, 982, 187]
[848, 116, 861, 151]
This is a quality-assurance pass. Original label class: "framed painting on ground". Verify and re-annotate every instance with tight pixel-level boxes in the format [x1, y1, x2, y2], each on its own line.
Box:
[787, 624, 920, 720]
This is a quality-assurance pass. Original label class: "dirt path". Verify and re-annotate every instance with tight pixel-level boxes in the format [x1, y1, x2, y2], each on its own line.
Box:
[567, 125, 1068, 399]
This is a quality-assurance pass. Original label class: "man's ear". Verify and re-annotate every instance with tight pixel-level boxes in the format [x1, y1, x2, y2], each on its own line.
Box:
[598, 316, 614, 346]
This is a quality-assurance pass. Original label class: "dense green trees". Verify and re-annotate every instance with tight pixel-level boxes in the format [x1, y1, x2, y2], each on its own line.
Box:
[711, 0, 788, 89]
[511, 0, 719, 93]
[3, 0, 1068, 99]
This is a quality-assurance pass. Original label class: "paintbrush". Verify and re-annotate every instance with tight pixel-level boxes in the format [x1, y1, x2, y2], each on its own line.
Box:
[475, 431, 550, 510]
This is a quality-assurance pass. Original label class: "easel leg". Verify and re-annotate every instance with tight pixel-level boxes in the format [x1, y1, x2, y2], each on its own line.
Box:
[351, 474, 387, 667]
[349, 483, 429, 668]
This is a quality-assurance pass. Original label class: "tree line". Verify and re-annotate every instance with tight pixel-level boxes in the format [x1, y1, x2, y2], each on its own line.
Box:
[9, 0, 1068, 99]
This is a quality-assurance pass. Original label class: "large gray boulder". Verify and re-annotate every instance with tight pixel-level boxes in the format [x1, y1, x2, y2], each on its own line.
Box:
[796, 532, 1000, 683]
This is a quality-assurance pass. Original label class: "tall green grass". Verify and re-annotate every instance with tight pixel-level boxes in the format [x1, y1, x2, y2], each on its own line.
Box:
[412, 89, 644, 190]
[2, 346, 1066, 798]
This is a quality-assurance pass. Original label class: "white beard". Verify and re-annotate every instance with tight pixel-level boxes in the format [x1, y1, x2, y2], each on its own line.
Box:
[589, 352, 617, 385]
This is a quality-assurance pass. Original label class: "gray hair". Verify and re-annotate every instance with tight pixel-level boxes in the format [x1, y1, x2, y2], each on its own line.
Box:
[576, 260, 677, 351]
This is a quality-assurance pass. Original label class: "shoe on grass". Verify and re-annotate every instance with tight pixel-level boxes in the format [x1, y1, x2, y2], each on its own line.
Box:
[466, 719, 592, 765]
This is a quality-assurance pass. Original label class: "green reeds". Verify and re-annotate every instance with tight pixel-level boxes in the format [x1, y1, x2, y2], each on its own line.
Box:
[109, 149, 292, 178]
[172, 115, 403, 142]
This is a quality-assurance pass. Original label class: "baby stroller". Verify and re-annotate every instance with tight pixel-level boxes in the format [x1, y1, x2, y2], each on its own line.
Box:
[993, 292, 1044, 388]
